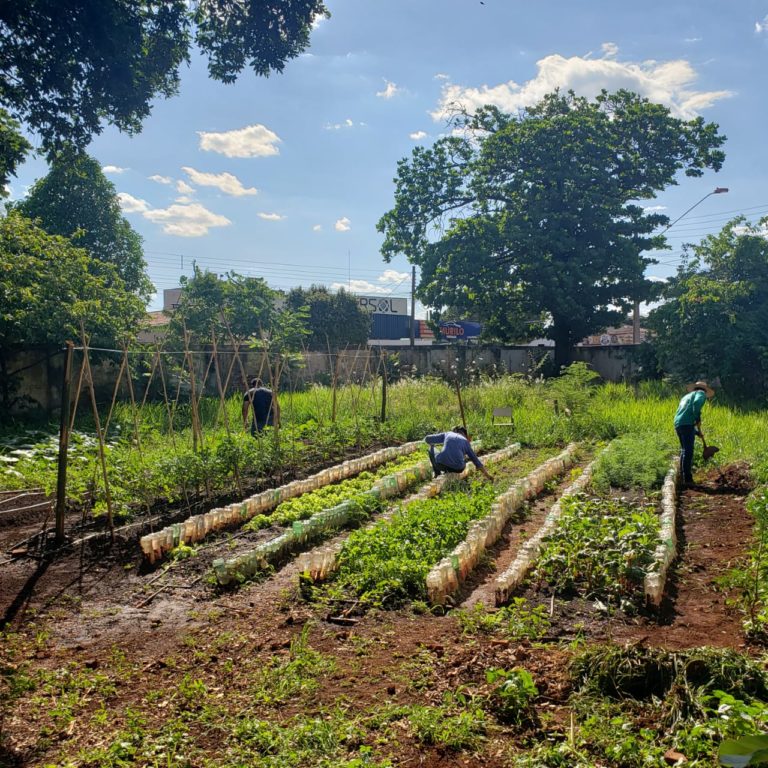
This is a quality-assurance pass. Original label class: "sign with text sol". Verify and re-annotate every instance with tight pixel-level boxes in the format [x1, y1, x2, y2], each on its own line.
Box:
[356, 296, 408, 316]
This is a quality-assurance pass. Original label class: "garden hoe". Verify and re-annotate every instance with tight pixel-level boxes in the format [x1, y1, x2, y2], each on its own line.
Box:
[697, 430, 720, 461]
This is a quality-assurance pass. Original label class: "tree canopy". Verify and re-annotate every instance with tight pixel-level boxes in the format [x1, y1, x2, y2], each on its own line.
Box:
[378, 89, 726, 369]
[16, 151, 152, 301]
[0, 108, 30, 195]
[285, 285, 371, 351]
[168, 267, 278, 346]
[0, 0, 328, 154]
[0, 211, 146, 348]
[648, 217, 768, 394]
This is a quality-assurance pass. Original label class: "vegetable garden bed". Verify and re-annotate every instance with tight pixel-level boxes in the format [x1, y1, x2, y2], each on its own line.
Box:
[496, 436, 679, 616]
[140, 440, 423, 564]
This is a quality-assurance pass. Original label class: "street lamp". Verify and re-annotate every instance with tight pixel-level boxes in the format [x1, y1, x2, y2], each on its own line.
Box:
[632, 186, 729, 343]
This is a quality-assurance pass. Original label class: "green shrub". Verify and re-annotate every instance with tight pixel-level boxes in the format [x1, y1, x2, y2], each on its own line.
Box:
[591, 433, 672, 491]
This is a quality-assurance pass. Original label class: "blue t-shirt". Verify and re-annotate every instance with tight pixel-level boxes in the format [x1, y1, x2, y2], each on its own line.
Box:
[424, 431, 483, 471]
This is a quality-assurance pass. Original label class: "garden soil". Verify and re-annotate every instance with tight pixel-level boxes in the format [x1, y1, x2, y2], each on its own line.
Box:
[0, 461, 758, 766]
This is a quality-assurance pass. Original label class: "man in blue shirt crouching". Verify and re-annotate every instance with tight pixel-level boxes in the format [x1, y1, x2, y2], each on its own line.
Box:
[424, 426, 494, 481]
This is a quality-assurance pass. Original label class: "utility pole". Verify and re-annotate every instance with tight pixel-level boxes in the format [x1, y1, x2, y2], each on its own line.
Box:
[409, 265, 416, 348]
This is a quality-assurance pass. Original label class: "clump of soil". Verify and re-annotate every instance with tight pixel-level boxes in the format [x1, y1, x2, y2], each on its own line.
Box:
[708, 461, 755, 495]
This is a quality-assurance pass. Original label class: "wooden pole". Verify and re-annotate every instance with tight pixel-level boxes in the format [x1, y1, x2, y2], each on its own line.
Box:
[55, 341, 74, 544]
[380, 350, 387, 423]
[454, 377, 468, 434]
[79, 323, 115, 543]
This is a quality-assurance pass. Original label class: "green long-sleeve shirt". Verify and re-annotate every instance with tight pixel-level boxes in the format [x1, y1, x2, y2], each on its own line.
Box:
[673, 390, 706, 428]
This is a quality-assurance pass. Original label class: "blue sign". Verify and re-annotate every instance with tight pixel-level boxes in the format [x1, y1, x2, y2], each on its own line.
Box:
[438, 321, 482, 339]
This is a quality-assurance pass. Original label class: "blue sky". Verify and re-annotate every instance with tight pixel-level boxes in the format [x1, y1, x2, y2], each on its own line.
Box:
[8, 0, 768, 313]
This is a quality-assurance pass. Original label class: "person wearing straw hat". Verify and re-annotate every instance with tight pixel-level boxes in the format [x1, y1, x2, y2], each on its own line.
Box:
[673, 380, 715, 486]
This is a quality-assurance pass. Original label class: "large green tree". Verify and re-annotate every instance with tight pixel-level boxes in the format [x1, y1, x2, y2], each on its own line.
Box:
[0, 211, 146, 408]
[16, 151, 152, 301]
[648, 217, 768, 395]
[378, 90, 726, 369]
[168, 267, 277, 345]
[285, 285, 371, 351]
[0, 0, 327, 154]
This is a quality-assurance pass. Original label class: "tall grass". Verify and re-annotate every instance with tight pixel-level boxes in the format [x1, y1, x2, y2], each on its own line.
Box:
[3, 370, 768, 517]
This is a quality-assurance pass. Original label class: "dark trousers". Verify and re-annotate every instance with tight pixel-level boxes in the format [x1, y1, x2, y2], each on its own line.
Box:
[676, 424, 696, 483]
[428, 445, 463, 476]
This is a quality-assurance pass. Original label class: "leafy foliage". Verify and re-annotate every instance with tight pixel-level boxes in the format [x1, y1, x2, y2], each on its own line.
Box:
[0, 108, 30, 194]
[649, 216, 768, 394]
[285, 285, 371, 351]
[168, 266, 278, 345]
[0, 0, 328, 154]
[15, 151, 152, 300]
[532, 493, 660, 607]
[329, 454, 546, 607]
[590, 433, 672, 491]
[0, 211, 145, 348]
[245, 452, 426, 531]
[378, 89, 725, 368]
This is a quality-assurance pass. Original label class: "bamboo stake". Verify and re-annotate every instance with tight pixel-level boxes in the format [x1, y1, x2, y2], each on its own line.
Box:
[55, 341, 74, 544]
[79, 322, 115, 543]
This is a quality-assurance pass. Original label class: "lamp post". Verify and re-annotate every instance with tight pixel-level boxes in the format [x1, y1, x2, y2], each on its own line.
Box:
[632, 187, 729, 343]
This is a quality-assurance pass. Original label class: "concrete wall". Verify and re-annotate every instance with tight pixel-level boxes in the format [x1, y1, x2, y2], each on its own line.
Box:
[1, 343, 638, 417]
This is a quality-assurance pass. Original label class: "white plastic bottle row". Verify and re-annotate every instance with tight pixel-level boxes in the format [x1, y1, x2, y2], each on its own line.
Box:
[425, 443, 580, 606]
[212, 459, 437, 586]
[296, 442, 523, 583]
[643, 458, 680, 607]
[493, 448, 604, 606]
[139, 440, 422, 564]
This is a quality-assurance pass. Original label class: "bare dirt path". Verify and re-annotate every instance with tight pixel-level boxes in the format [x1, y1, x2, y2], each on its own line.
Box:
[611, 465, 753, 650]
[457, 464, 590, 610]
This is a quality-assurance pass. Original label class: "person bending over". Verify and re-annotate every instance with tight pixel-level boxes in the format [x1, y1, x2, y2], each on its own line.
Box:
[242, 377, 279, 436]
[673, 379, 714, 486]
[424, 426, 493, 481]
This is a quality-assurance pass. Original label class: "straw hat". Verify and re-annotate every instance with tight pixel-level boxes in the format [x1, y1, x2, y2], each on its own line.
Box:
[687, 380, 715, 399]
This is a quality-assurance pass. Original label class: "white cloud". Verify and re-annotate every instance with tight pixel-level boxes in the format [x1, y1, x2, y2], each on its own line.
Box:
[313, 224, 322, 232]
[756, 15, 768, 33]
[434, 73, 450, 80]
[377, 80, 400, 99]
[379, 269, 409, 283]
[175, 195, 195, 204]
[257, 212, 285, 221]
[601, 42, 619, 58]
[410, 130, 428, 140]
[643, 205, 668, 212]
[176, 180, 195, 195]
[331, 279, 392, 294]
[431, 46, 733, 121]
[335, 217, 351, 232]
[684, 37, 702, 43]
[117, 192, 150, 214]
[311, 12, 326, 29]
[102, 165, 127, 174]
[325, 118, 357, 130]
[143, 202, 231, 237]
[198, 124, 281, 158]
[149, 174, 173, 185]
[182, 166, 257, 197]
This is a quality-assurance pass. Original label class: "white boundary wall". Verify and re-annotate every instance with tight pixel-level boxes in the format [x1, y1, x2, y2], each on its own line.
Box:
[426, 443, 580, 606]
[140, 441, 423, 564]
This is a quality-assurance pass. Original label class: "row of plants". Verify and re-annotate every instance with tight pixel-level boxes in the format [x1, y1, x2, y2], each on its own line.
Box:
[3, 364, 767, 523]
[243, 451, 429, 532]
[520, 433, 672, 611]
[314, 449, 557, 609]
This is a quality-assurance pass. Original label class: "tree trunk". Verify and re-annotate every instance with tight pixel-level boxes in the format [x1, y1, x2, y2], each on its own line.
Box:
[551, 319, 574, 373]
